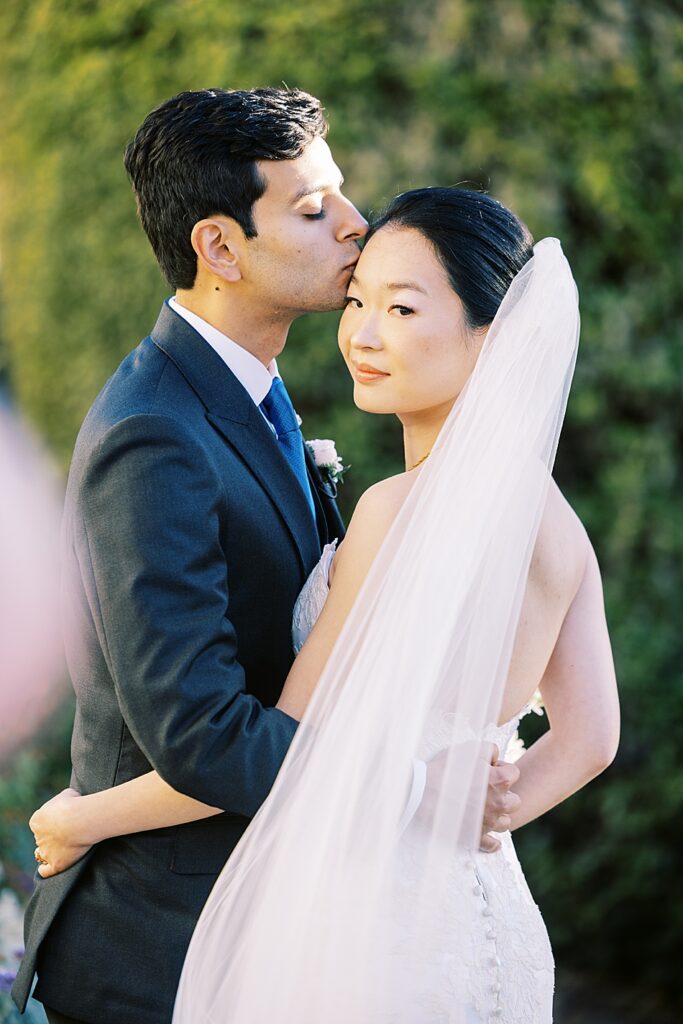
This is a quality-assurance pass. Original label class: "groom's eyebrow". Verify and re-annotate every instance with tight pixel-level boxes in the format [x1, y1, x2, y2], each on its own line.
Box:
[291, 173, 345, 204]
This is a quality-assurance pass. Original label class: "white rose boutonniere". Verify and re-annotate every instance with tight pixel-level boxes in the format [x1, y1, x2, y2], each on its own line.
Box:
[306, 438, 349, 490]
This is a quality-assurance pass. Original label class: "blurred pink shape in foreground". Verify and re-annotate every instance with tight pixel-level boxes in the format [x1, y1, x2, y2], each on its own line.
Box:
[0, 404, 66, 764]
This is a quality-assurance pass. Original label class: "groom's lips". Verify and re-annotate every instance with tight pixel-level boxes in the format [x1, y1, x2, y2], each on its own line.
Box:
[342, 250, 360, 273]
[352, 362, 390, 384]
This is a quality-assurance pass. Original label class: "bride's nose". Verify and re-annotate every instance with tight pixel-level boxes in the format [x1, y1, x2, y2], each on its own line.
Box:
[349, 314, 383, 352]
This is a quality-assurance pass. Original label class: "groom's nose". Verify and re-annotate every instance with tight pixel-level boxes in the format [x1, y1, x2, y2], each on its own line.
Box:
[336, 198, 368, 242]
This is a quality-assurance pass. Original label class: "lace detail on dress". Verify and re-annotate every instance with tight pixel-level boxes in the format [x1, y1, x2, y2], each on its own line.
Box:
[292, 541, 338, 655]
[290, 545, 554, 1023]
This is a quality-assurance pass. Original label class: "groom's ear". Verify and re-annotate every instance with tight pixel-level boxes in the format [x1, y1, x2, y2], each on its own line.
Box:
[191, 216, 244, 284]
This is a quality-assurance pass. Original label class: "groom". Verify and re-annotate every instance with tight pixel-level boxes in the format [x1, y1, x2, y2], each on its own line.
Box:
[13, 86, 363, 1024]
[13, 87, 519, 1024]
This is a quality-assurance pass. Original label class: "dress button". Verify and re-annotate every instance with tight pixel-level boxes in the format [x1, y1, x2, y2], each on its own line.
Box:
[482, 906, 493, 917]
[486, 927, 496, 940]
[490, 955, 501, 968]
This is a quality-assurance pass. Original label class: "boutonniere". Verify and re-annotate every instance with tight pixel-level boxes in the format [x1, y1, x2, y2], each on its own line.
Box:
[306, 438, 349, 488]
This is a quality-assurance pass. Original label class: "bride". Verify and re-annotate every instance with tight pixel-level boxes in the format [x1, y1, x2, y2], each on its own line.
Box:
[30, 187, 619, 1022]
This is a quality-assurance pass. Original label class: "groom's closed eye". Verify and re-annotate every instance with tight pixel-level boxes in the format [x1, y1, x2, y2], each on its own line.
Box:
[304, 207, 327, 220]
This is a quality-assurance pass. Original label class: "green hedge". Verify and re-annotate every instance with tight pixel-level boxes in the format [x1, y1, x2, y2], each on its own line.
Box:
[1, 0, 680, 1009]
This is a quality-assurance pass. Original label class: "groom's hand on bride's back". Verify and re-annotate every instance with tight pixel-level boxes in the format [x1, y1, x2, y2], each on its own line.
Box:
[480, 745, 521, 853]
[417, 743, 520, 852]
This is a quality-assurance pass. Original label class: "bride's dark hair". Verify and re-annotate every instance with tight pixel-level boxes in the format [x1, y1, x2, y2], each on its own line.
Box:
[368, 187, 534, 329]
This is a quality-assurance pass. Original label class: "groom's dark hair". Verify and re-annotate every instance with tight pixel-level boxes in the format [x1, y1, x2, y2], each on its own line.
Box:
[124, 87, 328, 289]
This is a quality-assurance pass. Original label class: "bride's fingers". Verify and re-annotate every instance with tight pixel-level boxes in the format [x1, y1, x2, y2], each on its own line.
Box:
[37, 861, 57, 878]
[34, 847, 54, 876]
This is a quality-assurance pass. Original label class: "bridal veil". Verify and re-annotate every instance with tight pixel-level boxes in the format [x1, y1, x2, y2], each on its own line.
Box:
[173, 237, 580, 1023]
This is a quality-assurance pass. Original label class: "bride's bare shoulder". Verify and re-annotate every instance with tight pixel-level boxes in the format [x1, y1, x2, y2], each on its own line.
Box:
[532, 477, 592, 600]
[332, 471, 412, 581]
[354, 470, 414, 521]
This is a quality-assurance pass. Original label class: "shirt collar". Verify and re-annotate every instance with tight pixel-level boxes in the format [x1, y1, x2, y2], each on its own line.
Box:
[168, 296, 279, 407]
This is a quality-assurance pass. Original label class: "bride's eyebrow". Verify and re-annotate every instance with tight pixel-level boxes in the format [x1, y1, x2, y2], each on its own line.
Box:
[385, 280, 428, 295]
[347, 276, 428, 295]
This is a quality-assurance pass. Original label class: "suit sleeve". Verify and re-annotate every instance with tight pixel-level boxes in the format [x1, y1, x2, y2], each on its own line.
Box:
[79, 413, 297, 816]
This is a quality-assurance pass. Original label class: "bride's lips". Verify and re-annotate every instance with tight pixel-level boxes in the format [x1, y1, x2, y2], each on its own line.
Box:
[352, 362, 390, 384]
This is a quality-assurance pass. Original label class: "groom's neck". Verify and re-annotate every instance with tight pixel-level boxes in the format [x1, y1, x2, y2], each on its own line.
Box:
[175, 287, 292, 366]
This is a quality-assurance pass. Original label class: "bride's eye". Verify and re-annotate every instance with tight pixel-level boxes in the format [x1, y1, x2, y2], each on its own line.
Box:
[389, 304, 414, 317]
[344, 296, 362, 309]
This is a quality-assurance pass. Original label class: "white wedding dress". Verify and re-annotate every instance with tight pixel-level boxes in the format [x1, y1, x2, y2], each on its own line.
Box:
[292, 542, 555, 1024]
[173, 240, 577, 1024]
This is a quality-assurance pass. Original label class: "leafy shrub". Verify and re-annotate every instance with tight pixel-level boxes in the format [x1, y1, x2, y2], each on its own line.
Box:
[0, 0, 680, 1010]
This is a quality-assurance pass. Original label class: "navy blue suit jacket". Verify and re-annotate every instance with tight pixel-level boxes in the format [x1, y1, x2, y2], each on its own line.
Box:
[13, 302, 345, 1023]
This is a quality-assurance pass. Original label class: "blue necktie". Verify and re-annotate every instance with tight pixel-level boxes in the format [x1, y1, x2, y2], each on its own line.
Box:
[260, 378, 316, 523]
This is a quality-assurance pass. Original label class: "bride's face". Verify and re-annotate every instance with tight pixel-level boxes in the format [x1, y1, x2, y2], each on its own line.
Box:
[338, 226, 485, 419]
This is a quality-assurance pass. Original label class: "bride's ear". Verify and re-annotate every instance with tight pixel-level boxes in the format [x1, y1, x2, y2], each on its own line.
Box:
[191, 216, 243, 284]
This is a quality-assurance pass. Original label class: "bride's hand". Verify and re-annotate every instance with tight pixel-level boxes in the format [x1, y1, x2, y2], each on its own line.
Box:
[30, 787, 93, 877]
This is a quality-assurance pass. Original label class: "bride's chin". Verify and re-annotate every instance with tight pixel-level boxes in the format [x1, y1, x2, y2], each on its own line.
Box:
[353, 391, 393, 415]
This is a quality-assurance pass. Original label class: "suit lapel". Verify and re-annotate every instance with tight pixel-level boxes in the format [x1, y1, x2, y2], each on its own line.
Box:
[150, 303, 321, 574]
[207, 406, 321, 573]
[308, 467, 330, 546]
[305, 444, 346, 545]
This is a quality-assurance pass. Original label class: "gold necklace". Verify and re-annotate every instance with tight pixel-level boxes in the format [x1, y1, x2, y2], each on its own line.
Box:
[408, 450, 431, 472]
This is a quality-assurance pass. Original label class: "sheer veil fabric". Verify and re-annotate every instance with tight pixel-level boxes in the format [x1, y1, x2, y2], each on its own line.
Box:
[173, 238, 580, 1023]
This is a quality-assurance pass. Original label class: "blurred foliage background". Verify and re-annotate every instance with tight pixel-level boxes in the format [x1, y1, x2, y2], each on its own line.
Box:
[0, 0, 681, 1021]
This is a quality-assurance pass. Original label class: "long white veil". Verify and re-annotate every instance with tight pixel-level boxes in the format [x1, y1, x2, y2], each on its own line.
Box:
[173, 237, 580, 1022]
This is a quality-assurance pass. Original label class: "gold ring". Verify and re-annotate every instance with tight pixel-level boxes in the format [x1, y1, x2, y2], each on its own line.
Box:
[34, 849, 48, 866]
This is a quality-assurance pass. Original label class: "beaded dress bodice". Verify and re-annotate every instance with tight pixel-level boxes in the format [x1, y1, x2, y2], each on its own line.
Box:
[291, 542, 555, 1023]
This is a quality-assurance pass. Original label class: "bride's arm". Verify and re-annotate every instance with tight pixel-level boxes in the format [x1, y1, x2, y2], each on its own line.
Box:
[31, 481, 404, 876]
[276, 481, 403, 720]
[30, 777, 223, 877]
[508, 539, 620, 831]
